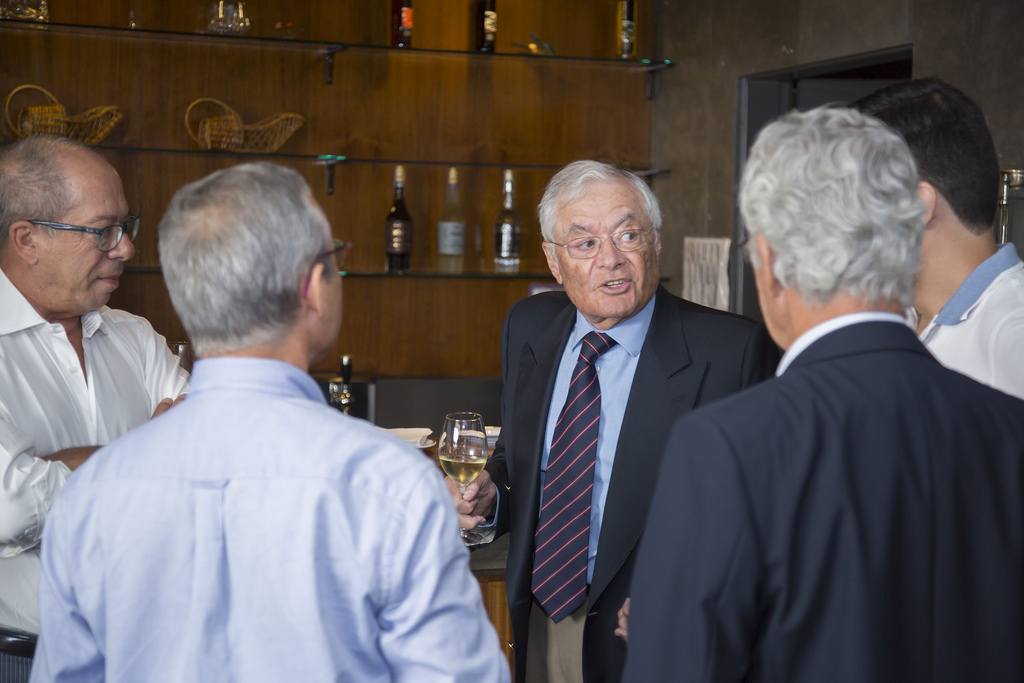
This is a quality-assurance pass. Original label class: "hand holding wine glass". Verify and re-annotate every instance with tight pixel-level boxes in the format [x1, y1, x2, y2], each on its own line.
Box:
[439, 412, 492, 545]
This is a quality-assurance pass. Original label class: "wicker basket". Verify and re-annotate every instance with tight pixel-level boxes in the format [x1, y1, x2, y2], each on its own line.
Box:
[185, 98, 304, 153]
[5, 84, 123, 145]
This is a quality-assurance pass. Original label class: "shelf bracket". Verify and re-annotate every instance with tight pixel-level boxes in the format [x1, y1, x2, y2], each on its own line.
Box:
[322, 44, 348, 85]
[631, 60, 674, 101]
[316, 156, 346, 195]
[632, 168, 671, 182]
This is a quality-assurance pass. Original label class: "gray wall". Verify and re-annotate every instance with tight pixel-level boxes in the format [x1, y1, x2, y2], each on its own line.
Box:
[650, 0, 1024, 303]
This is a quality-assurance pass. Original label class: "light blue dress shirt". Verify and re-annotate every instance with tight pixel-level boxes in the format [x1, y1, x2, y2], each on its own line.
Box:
[541, 296, 656, 584]
[31, 357, 509, 683]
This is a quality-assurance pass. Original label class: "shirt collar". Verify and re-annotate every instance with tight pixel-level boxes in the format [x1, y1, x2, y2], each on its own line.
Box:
[0, 265, 46, 336]
[777, 311, 908, 376]
[934, 243, 1022, 325]
[570, 294, 656, 358]
[0, 265, 107, 338]
[82, 309, 106, 339]
[189, 356, 327, 404]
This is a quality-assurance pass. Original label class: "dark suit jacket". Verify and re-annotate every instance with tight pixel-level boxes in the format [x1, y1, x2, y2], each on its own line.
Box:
[623, 321, 1024, 683]
[486, 286, 779, 683]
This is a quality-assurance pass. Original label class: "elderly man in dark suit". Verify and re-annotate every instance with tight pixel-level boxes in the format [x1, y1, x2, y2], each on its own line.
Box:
[451, 160, 779, 683]
[623, 107, 1024, 683]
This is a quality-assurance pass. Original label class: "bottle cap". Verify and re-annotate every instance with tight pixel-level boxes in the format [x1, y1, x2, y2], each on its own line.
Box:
[448, 167, 458, 184]
[395, 165, 405, 184]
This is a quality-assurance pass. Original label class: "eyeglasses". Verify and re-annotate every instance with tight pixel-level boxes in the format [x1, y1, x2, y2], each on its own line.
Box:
[547, 226, 656, 260]
[303, 239, 352, 297]
[29, 215, 140, 252]
[737, 235, 751, 263]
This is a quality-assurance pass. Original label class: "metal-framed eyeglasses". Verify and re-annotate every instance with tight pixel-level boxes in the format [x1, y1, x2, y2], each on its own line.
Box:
[29, 215, 140, 252]
[546, 226, 656, 260]
[303, 239, 352, 297]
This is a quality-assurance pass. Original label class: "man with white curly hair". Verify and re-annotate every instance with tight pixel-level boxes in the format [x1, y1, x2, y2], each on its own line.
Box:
[622, 106, 1024, 683]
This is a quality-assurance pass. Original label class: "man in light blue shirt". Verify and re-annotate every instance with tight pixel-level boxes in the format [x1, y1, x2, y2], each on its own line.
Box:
[31, 163, 509, 682]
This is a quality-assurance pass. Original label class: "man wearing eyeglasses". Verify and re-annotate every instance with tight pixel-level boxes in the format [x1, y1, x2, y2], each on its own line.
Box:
[0, 136, 188, 634]
[31, 162, 508, 682]
[449, 160, 780, 683]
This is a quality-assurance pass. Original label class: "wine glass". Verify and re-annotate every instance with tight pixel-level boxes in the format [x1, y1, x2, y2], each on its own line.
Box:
[439, 412, 492, 546]
[168, 341, 195, 374]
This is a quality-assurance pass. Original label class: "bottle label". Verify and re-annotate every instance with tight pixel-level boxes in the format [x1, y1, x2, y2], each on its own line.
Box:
[483, 10, 497, 36]
[386, 220, 412, 253]
[401, 7, 413, 29]
[438, 221, 466, 255]
[494, 221, 521, 258]
[621, 20, 634, 45]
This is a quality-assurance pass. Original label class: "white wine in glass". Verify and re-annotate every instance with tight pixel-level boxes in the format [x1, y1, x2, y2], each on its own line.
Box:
[439, 411, 493, 546]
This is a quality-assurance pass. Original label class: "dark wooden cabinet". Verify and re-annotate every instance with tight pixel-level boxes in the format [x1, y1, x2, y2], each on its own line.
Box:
[1, 1, 658, 377]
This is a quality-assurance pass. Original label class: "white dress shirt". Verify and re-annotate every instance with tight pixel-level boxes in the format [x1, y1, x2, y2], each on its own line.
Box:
[914, 244, 1024, 399]
[0, 267, 187, 632]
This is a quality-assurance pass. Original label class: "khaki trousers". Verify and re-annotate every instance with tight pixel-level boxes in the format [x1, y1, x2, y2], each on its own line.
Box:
[523, 599, 586, 683]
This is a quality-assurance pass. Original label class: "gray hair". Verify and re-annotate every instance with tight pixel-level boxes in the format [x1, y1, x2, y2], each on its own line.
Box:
[739, 106, 925, 310]
[538, 160, 662, 244]
[158, 162, 332, 357]
[0, 136, 87, 251]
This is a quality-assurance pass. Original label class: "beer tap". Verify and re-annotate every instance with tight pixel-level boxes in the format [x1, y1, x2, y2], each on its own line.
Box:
[329, 355, 353, 414]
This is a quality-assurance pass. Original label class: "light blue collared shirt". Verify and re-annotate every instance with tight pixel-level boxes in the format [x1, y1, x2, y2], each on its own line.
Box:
[32, 357, 508, 683]
[541, 295, 656, 584]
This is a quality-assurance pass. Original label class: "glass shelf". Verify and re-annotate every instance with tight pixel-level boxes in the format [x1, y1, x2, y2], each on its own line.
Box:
[340, 270, 554, 280]
[0, 20, 673, 71]
[74, 147, 670, 190]
[124, 266, 555, 280]
[123, 267, 672, 283]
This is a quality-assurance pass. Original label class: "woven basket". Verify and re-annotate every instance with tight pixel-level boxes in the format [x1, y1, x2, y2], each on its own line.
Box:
[185, 98, 304, 153]
[5, 85, 123, 145]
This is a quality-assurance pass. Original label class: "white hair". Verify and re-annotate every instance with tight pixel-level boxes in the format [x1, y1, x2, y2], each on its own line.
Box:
[538, 160, 662, 244]
[739, 106, 926, 309]
[158, 163, 332, 357]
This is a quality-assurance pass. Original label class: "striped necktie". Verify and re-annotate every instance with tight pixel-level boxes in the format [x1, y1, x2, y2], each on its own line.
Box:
[532, 331, 617, 622]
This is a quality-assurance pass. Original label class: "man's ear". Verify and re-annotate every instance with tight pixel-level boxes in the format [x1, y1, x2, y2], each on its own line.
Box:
[8, 220, 40, 265]
[918, 181, 938, 226]
[543, 242, 563, 284]
[753, 233, 781, 296]
[303, 261, 329, 317]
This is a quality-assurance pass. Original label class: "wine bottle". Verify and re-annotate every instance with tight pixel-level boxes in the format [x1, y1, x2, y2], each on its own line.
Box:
[438, 167, 466, 274]
[616, 0, 635, 59]
[385, 165, 412, 272]
[390, 0, 413, 48]
[493, 169, 521, 273]
[475, 0, 497, 53]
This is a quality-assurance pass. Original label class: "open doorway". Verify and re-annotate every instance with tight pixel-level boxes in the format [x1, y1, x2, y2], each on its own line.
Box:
[731, 46, 914, 320]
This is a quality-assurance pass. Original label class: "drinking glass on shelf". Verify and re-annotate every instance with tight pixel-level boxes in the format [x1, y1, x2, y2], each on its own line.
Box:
[439, 411, 493, 546]
[7, 0, 49, 22]
[168, 340, 195, 374]
[207, 1, 250, 34]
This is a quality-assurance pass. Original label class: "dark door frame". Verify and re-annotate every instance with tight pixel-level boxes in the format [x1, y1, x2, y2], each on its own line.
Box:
[731, 45, 914, 319]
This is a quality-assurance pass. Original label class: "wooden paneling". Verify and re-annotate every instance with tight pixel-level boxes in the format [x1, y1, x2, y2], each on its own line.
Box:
[2, 2, 653, 377]
[476, 572, 514, 672]
[332, 275, 534, 377]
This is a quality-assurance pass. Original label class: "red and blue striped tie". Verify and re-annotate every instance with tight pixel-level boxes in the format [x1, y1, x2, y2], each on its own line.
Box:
[532, 331, 617, 622]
